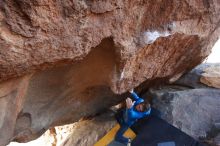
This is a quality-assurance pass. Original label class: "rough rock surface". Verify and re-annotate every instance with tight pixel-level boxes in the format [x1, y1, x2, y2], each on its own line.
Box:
[61, 111, 116, 146]
[151, 88, 220, 140]
[175, 63, 220, 88]
[1, 0, 220, 145]
[200, 65, 220, 89]
[8, 111, 116, 146]
[1, 0, 220, 93]
[8, 128, 57, 146]
[1, 38, 126, 146]
[149, 64, 220, 145]
[8, 63, 220, 146]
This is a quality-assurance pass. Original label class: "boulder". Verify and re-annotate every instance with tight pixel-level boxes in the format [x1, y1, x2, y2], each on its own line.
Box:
[0, 0, 220, 145]
[1, 0, 220, 93]
[143, 63, 220, 146]
[0, 76, 31, 146]
[60, 111, 116, 146]
[200, 65, 220, 89]
[148, 64, 220, 145]
[1, 37, 126, 146]
[174, 63, 220, 89]
[151, 88, 220, 141]
[7, 111, 116, 146]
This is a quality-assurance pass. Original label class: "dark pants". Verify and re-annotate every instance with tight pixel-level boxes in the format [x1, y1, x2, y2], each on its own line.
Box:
[115, 123, 130, 144]
[115, 109, 130, 144]
[115, 108, 161, 144]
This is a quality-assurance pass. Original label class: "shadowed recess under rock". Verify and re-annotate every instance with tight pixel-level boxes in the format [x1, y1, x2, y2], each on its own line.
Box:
[0, 38, 127, 145]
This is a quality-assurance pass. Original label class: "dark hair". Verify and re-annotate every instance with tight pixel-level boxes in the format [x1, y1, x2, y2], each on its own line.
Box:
[137, 101, 151, 112]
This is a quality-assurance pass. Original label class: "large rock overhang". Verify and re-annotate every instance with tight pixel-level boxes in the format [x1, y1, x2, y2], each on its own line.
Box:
[0, 0, 220, 145]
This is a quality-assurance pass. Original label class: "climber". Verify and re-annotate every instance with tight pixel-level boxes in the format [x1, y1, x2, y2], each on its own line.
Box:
[114, 89, 151, 145]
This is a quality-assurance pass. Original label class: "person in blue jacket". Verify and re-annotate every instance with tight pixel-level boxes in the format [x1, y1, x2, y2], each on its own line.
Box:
[115, 89, 151, 145]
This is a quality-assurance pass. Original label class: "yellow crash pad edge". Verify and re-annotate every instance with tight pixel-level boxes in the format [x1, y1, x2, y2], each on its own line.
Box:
[94, 124, 136, 146]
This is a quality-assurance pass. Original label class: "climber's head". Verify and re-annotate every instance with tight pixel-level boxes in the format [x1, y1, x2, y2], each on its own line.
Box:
[135, 101, 151, 112]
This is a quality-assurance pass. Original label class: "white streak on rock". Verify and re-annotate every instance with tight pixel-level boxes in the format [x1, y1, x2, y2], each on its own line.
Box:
[120, 69, 125, 80]
[144, 30, 171, 44]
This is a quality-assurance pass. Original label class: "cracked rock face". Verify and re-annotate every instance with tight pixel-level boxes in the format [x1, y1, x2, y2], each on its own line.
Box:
[0, 0, 220, 145]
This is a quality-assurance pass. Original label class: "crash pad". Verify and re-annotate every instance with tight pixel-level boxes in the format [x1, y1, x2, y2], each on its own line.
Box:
[130, 116, 206, 146]
[94, 124, 136, 146]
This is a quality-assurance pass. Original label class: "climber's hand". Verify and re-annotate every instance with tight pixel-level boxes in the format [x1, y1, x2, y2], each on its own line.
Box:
[126, 98, 135, 109]
[129, 89, 134, 93]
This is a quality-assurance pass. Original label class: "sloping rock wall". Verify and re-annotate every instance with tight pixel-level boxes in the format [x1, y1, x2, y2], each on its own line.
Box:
[1, 0, 220, 93]
[152, 88, 220, 139]
[9, 64, 220, 146]
[0, 1, 220, 145]
[8, 111, 116, 146]
[149, 63, 220, 145]
[1, 38, 125, 145]
[200, 65, 220, 88]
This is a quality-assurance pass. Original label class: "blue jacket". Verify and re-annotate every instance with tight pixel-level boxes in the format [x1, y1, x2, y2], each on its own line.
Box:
[124, 92, 151, 126]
